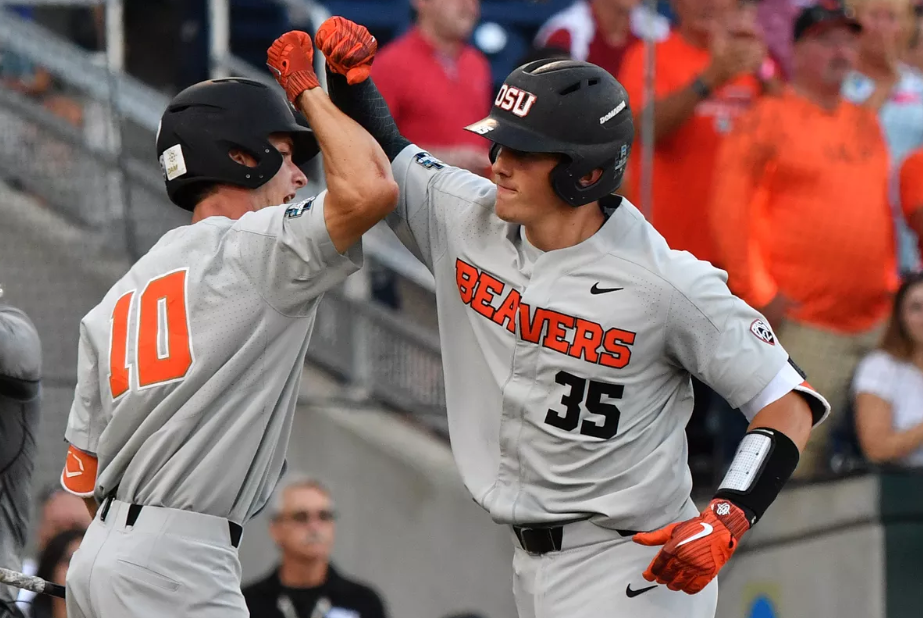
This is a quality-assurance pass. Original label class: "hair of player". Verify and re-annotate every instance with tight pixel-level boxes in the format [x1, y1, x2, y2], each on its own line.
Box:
[879, 270, 923, 361]
[269, 473, 335, 520]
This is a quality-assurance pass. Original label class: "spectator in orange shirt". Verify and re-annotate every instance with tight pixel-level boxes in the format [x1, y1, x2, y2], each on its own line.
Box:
[900, 146, 923, 256]
[711, 2, 897, 478]
[534, 0, 670, 78]
[617, 0, 775, 265]
[372, 0, 492, 175]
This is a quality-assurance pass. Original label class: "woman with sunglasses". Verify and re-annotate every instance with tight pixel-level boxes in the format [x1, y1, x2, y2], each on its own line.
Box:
[853, 272, 923, 466]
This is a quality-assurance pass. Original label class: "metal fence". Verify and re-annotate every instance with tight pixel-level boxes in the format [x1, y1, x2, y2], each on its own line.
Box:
[0, 6, 449, 462]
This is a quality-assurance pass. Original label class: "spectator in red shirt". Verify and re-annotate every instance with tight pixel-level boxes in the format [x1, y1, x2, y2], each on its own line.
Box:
[535, 0, 670, 77]
[372, 0, 492, 174]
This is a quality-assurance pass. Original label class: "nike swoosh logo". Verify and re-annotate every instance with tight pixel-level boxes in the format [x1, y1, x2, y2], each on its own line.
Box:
[625, 584, 657, 598]
[590, 283, 623, 295]
[676, 522, 713, 547]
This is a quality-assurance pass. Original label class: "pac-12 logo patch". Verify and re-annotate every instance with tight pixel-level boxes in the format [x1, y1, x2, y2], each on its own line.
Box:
[750, 319, 775, 345]
[413, 151, 445, 170]
[284, 197, 315, 219]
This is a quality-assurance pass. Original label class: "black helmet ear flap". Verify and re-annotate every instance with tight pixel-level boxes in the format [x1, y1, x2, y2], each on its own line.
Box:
[489, 143, 501, 164]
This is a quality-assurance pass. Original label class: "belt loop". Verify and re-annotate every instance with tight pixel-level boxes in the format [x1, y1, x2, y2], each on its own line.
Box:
[99, 494, 115, 523]
[229, 522, 243, 548]
[125, 504, 143, 528]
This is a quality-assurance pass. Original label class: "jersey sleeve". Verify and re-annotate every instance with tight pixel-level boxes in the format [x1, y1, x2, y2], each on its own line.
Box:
[233, 191, 364, 316]
[0, 306, 42, 399]
[664, 257, 827, 422]
[64, 319, 103, 454]
[386, 144, 496, 271]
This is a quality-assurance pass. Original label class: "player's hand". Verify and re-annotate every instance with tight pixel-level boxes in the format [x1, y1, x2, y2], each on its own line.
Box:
[632, 499, 750, 594]
[267, 30, 320, 104]
[315, 16, 378, 85]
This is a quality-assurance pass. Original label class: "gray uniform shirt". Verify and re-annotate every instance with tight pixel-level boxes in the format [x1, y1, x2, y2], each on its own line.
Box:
[387, 145, 818, 532]
[0, 306, 41, 609]
[64, 194, 361, 525]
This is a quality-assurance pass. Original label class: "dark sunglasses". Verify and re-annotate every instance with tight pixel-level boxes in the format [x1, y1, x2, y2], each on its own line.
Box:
[277, 509, 336, 524]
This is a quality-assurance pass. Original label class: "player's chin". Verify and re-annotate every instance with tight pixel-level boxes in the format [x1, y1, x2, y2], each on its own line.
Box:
[494, 195, 525, 224]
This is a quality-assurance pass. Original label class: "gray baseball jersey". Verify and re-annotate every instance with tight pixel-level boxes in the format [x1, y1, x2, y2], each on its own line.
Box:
[0, 305, 41, 611]
[63, 193, 361, 524]
[387, 145, 825, 532]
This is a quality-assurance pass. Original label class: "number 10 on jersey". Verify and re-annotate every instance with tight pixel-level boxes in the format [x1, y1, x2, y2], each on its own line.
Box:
[109, 269, 194, 399]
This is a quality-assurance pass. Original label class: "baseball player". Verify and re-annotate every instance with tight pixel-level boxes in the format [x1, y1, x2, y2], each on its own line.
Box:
[0, 286, 41, 618]
[59, 31, 398, 618]
[309, 17, 831, 617]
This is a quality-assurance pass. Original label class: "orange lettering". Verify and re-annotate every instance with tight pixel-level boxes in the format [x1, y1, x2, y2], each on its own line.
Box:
[542, 310, 575, 354]
[455, 259, 478, 305]
[600, 328, 636, 369]
[108, 290, 134, 399]
[492, 288, 521, 333]
[519, 303, 546, 343]
[137, 270, 194, 388]
[569, 319, 604, 363]
[471, 272, 504, 320]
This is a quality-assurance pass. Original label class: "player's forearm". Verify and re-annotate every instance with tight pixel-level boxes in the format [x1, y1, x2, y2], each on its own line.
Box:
[748, 390, 813, 451]
[295, 88, 398, 215]
[325, 70, 410, 161]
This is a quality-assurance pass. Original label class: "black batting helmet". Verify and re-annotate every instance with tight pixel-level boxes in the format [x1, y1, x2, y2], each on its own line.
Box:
[156, 78, 319, 211]
[465, 59, 633, 207]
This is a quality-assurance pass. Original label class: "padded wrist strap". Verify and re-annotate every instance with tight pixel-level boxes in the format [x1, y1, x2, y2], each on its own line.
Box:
[714, 427, 800, 526]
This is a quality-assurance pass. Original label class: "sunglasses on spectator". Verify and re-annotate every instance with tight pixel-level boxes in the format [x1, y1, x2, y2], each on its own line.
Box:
[277, 509, 336, 524]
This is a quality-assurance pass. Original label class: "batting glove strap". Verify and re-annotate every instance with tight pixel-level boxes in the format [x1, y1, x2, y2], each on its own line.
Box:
[706, 498, 750, 541]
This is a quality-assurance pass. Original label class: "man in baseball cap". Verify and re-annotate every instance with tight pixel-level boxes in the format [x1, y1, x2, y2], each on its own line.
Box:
[792, 0, 862, 42]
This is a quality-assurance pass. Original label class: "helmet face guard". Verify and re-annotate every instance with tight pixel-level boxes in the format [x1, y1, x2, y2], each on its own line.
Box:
[156, 78, 319, 211]
[466, 60, 633, 207]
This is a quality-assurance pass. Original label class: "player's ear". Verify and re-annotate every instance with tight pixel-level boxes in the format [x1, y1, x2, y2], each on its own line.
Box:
[228, 148, 258, 168]
[578, 168, 604, 187]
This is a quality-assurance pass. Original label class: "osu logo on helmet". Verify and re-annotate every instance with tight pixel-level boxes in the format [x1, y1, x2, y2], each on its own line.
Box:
[494, 85, 538, 118]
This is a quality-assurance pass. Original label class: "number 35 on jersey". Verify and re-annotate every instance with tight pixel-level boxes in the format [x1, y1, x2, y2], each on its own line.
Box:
[108, 268, 195, 399]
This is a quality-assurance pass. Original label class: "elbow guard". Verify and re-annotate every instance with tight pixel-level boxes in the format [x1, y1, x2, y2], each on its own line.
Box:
[714, 427, 800, 526]
[325, 69, 410, 162]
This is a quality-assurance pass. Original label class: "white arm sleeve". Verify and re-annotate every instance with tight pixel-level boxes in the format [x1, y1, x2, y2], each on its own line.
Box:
[739, 362, 831, 425]
[386, 144, 495, 271]
[234, 191, 363, 316]
[64, 320, 102, 454]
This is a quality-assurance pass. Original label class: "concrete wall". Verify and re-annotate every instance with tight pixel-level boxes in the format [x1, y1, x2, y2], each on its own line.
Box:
[239, 374, 518, 618]
[716, 476, 886, 618]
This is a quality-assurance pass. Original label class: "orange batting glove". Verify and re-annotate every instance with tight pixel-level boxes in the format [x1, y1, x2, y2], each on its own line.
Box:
[267, 30, 320, 103]
[632, 499, 751, 594]
[315, 16, 377, 85]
